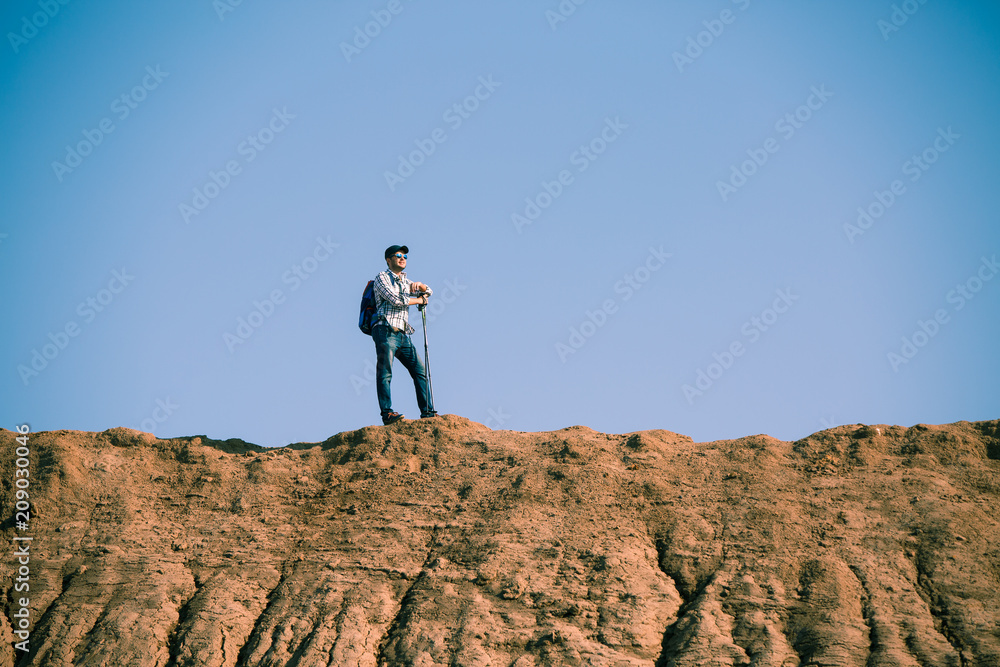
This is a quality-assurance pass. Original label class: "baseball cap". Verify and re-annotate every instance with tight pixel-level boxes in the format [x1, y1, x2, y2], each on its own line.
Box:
[385, 244, 409, 258]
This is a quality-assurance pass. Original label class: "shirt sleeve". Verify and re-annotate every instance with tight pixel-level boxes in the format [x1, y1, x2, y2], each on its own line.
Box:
[374, 272, 408, 308]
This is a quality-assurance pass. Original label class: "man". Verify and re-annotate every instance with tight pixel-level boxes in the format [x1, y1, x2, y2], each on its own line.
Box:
[371, 244, 437, 425]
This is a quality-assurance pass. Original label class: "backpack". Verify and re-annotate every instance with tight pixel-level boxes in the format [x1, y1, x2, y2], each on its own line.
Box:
[359, 279, 377, 335]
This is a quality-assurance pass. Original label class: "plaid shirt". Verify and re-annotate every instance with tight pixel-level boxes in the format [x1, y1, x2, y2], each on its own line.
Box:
[373, 269, 419, 334]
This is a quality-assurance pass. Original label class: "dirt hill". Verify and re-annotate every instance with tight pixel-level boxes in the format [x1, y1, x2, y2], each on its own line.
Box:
[1, 416, 998, 666]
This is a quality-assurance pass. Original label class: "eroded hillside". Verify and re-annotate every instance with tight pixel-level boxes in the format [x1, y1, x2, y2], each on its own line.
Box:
[1, 417, 998, 666]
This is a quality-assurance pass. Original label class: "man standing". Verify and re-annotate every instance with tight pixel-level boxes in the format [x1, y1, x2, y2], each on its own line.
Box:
[372, 245, 437, 425]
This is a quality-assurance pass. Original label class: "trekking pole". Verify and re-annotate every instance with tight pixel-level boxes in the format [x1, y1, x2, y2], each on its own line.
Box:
[418, 295, 434, 407]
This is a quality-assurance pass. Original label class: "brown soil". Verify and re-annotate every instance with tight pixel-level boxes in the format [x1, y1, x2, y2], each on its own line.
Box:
[1, 416, 998, 666]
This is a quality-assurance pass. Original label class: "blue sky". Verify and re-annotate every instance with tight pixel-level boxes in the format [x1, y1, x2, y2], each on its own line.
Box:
[2, 0, 998, 446]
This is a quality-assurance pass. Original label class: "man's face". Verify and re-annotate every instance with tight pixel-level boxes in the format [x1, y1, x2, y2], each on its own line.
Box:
[387, 252, 407, 272]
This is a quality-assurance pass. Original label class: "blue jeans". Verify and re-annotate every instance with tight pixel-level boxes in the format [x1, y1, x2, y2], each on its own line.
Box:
[373, 324, 435, 419]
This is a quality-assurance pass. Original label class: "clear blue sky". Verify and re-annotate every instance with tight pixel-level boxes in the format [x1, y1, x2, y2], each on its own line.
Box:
[3, 0, 998, 446]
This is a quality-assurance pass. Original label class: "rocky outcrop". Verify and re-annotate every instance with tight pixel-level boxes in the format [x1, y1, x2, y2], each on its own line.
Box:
[1, 417, 998, 666]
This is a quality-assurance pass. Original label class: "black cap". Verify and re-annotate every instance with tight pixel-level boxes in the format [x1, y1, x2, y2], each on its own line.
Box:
[385, 244, 409, 259]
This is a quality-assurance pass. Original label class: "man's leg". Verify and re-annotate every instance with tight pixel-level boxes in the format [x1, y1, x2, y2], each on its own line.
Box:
[373, 326, 398, 420]
[395, 334, 436, 417]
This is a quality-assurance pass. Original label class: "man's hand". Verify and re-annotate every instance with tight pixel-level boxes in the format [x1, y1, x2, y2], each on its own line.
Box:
[412, 282, 428, 293]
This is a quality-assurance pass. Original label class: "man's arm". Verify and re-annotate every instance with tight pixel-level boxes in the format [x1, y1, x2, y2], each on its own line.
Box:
[408, 280, 430, 305]
[374, 272, 408, 308]
[376, 273, 427, 307]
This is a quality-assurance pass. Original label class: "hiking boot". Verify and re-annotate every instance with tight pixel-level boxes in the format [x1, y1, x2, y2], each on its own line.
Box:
[382, 412, 404, 425]
[420, 411, 438, 419]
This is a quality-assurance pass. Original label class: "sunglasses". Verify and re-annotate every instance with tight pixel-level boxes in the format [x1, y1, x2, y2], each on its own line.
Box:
[393, 253, 407, 259]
